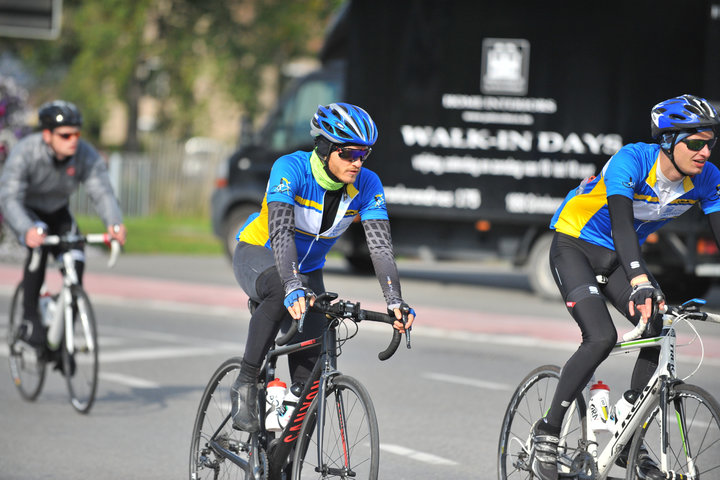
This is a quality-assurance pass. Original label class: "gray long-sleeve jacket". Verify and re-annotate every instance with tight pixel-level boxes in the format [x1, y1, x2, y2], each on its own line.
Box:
[0, 132, 123, 240]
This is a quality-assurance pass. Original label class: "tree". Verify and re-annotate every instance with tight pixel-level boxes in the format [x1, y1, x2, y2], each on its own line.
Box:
[0, 0, 344, 149]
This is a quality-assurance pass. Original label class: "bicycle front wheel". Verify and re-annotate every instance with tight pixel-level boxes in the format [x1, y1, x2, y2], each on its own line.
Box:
[7, 284, 46, 401]
[190, 357, 264, 480]
[498, 365, 588, 480]
[63, 286, 99, 413]
[292, 374, 379, 480]
[626, 383, 720, 480]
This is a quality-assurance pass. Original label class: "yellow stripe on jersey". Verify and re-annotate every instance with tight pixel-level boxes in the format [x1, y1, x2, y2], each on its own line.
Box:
[553, 177, 609, 238]
[295, 195, 322, 212]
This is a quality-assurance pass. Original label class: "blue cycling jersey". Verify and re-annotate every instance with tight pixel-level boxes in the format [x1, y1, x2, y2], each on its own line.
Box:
[238, 150, 389, 272]
[550, 142, 720, 250]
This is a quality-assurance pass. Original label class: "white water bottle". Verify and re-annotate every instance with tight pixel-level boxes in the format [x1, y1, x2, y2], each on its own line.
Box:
[279, 382, 303, 429]
[39, 294, 53, 327]
[589, 380, 611, 432]
[45, 295, 62, 350]
[610, 389, 639, 432]
[265, 378, 287, 432]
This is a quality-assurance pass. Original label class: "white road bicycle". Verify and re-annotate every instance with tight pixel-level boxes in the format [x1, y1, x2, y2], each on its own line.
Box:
[498, 299, 720, 480]
[7, 233, 120, 413]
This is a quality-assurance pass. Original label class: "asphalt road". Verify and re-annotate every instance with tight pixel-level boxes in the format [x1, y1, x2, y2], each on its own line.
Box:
[0, 251, 719, 479]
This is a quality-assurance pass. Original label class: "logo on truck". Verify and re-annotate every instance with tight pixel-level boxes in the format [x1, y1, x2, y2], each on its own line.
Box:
[481, 38, 530, 96]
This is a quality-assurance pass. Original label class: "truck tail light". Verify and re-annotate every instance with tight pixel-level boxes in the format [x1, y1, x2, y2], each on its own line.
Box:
[697, 237, 719, 255]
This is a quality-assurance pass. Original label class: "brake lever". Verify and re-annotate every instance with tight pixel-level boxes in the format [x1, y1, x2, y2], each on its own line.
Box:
[401, 305, 412, 349]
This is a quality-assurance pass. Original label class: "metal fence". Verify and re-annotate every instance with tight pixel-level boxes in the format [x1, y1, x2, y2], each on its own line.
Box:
[71, 136, 233, 218]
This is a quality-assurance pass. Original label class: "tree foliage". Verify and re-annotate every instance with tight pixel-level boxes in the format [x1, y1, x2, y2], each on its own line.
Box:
[0, 0, 344, 149]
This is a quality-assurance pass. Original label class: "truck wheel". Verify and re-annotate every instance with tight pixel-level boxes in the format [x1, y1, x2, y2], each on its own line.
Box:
[222, 205, 257, 259]
[527, 233, 561, 300]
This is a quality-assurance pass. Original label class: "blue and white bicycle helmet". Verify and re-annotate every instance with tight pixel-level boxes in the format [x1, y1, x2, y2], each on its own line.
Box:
[310, 102, 378, 146]
[651, 94, 719, 138]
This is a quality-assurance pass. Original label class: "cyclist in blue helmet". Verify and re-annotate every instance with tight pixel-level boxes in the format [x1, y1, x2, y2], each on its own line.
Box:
[529, 94, 720, 480]
[229, 103, 415, 432]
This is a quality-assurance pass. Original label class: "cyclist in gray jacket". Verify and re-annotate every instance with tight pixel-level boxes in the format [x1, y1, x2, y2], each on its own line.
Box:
[0, 100, 126, 348]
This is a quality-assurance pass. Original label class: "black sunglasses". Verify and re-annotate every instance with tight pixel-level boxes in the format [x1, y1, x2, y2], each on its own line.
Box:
[54, 131, 81, 140]
[681, 137, 717, 151]
[335, 146, 372, 163]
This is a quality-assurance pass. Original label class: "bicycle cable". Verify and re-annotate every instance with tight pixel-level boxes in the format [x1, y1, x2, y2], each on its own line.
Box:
[674, 314, 704, 382]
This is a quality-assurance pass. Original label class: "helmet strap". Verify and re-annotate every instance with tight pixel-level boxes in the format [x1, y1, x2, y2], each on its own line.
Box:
[313, 137, 345, 186]
[310, 150, 345, 190]
[662, 132, 693, 177]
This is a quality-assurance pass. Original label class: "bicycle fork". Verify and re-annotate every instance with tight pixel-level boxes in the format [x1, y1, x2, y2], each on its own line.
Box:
[660, 382, 698, 479]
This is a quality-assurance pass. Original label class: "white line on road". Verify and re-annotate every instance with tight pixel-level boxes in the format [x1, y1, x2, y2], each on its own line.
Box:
[100, 345, 238, 363]
[423, 372, 511, 391]
[380, 443, 458, 466]
[100, 371, 159, 389]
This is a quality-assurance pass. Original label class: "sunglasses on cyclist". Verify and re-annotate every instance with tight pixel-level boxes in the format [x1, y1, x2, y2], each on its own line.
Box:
[335, 146, 372, 163]
[681, 137, 717, 151]
[54, 131, 81, 140]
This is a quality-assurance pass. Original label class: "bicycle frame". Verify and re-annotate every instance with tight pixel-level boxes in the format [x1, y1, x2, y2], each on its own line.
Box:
[567, 323, 681, 479]
[206, 318, 341, 478]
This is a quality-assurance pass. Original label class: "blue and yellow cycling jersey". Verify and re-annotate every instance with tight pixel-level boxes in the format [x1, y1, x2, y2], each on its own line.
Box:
[550, 142, 720, 250]
[238, 150, 389, 272]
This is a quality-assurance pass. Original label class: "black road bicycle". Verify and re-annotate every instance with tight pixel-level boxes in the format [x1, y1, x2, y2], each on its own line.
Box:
[189, 292, 411, 480]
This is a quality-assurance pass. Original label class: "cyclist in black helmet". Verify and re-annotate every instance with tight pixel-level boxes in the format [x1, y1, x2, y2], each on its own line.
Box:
[0, 100, 126, 349]
[529, 94, 720, 480]
[229, 103, 416, 432]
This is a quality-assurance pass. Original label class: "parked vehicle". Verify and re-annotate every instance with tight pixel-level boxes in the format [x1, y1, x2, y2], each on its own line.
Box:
[211, 0, 720, 299]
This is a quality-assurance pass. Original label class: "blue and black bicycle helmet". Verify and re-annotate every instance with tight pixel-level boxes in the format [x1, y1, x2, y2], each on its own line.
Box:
[310, 102, 377, 146]
[651, 94, 719, 139]
[38, 100, 83, 130]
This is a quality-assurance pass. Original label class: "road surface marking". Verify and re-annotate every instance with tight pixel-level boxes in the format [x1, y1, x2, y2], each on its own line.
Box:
[100, 371, 159, 389]
[423, 372, 511, 391]
[380, 443, 458, 466]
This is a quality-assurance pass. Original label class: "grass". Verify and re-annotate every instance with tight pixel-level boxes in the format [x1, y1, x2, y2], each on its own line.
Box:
[75, 214, 224, 255]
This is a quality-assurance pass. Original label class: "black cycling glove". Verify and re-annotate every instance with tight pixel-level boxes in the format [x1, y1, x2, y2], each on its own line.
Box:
[629, 281, 664, 319]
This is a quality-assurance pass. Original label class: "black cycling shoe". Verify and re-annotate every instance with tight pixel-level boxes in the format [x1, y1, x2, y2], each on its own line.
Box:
[53, 354, 76, 377]
[530, 420, 559, 480]
[616, 443, 663, 479]
[230, 377, 260, 432]
[18, 320, 45, 348]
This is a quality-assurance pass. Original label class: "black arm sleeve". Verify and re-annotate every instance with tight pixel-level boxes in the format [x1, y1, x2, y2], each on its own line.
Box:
[362, 219, 403, 307]
[708, 211, 720, 249]
[268, 201, 303, 295]
[608, 194, 648, 281]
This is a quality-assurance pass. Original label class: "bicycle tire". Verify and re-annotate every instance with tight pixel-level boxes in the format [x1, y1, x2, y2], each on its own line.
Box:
[7, 284, 46, 401]
[291, 374, 379, 480]
[63, 285, 99, 414]
[626, 382, 720, 480]
[498, 364, 588, 480]
[190, 357, 264, 480]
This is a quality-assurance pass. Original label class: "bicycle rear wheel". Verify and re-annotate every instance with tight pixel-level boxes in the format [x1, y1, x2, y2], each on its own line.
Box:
[626, 383, 720, 479]
[190, 357, 265, 480]
[291, 374, 379, 480]
[498, 364, 588, 480]
[63, 286, 99, 413]
[7, 284, 46, 401]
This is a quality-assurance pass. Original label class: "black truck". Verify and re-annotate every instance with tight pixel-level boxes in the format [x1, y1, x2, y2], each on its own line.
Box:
[211, 0, 720, 299]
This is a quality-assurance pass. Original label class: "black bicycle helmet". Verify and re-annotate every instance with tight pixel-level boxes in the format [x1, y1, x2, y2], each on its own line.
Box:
[38, 100, 83, 130]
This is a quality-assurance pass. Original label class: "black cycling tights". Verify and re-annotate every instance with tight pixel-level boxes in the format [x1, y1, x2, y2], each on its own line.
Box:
[241, 267, 325, 386]
[543, 233, 660, 431]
